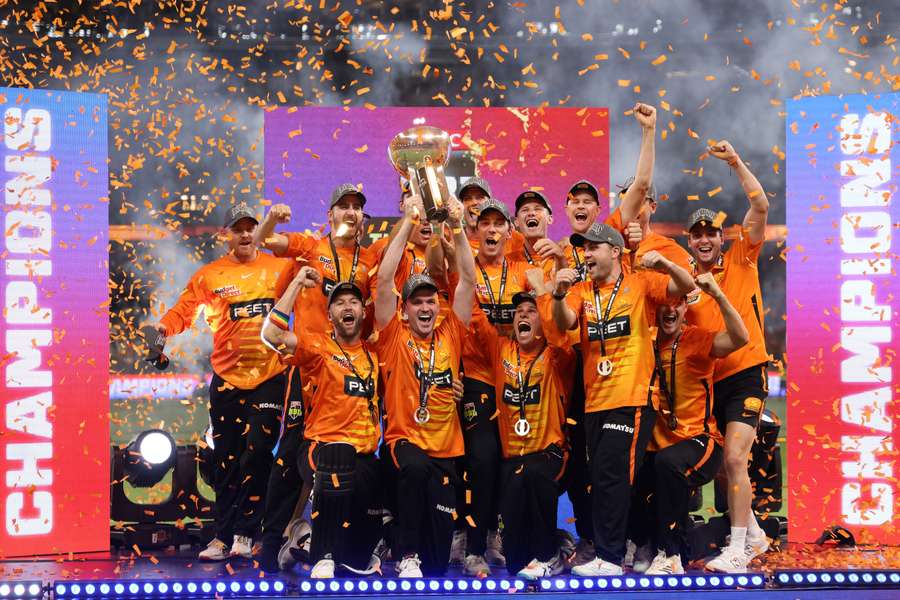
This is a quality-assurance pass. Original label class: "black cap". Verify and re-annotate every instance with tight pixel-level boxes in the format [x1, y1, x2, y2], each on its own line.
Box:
[458, 176, 492, 199]
[514, 190, 552, 215]
[619, 176, 658, 202]
[327, 281, 364, 307]
[330, 183, 367, 209]
[570, 222, 625, 249]
[401, 273, 439, 302]
[225, 203, 259, 228]
[567, 180, 600, 203]
[476, 198, 513, 223]
[511, 291, 538, 308]
[687, 208, 722, 232]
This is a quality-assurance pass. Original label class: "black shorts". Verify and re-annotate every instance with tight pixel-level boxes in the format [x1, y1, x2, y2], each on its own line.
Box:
[713, 363, 768, 429]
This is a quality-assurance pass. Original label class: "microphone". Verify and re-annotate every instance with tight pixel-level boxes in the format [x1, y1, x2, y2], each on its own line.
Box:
[140, 325, 170, 371]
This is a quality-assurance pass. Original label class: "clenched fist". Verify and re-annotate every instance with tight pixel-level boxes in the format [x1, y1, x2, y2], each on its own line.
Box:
[634, 103, 657, 130]
[267, 204, 292, 224]
[708, 140, 739, 165]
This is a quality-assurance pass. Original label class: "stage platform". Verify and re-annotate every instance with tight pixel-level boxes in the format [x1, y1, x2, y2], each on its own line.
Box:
[1, 544, 898, 599]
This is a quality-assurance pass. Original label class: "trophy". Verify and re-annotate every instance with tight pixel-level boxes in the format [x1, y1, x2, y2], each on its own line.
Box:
[389, 126, 452, 222]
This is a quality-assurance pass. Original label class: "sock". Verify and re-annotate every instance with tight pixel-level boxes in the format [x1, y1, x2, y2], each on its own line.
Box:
[729, 526, 747, 550]
[747, 511, 765, 540]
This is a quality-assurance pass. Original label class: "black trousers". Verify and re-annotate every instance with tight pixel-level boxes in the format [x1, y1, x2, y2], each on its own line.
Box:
[298, 441, 382, 569]
[208, 371, 285, 541]
[391, 440, 459, 576]
[584, 405, 656, 564]
[499, 446, 566, 574]
[259, 367, 304, 548]
[458, 377, 501, 555]
[630, 435, 723, 557]
[560, 349, 593, 540]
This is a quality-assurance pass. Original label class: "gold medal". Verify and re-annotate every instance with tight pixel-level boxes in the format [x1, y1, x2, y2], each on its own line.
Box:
[597, 358, 614, 377]
[414, 406, 431, 424]
[514, 418, 531, 437]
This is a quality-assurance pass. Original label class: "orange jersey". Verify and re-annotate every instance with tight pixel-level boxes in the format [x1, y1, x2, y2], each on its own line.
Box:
[285, 332, 381, 454]
[562, 271, 671, 413]
[506, 240, 557, 283]
[607, 208, 693, 273]
[276, 233, 378, 335]
[375, 311, 467, 458]
[463, 257, 532, 384]
[160, 252, 293, 389]
[557, 238, 588, 281]
[650, 325, 723, 451]
[686, 233, 768, 382]
[470, 313, 575, 458]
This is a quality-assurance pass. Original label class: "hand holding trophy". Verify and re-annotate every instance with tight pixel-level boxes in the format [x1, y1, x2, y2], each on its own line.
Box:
[389, 126, 452, 223]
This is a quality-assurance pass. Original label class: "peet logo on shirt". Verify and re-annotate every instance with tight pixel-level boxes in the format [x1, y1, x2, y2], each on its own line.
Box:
[413, 362, 453, 388]
[214, 285, 242, 298]
[344, 375, 373, 398]
[586, 315, 631, 342]
[229, 298, 275, 320]
[501, 382, 541, 406]
[479, 302, 516, 325]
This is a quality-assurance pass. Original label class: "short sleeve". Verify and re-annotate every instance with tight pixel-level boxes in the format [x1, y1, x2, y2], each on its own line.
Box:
[285, 331, 324, 369]
[638, 271, 671, 306]
[564, 284, 585, 323]
[274, 259, 300, 297]
[467, 311, 500, 363]
[605, 207, 624, 232]
[728, 231, 763, 265]
[374, 312, 402, 355]
[685, 325, 716, 359]
[277, 232, 319, 259]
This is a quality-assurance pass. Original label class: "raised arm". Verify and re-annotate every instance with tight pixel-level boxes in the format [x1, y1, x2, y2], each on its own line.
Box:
[640, 250, 695, 299]
[449, 197, 477, 325]
[551, 268, 579, 332]
[619, 103, 657, 224]
[155, 269, 209, 338]
[375, 198, 418, 330]
[425, 223, 450, 286]
[254, 203, 292, 254]
[694, 272, 750, 357]
[261, 266, 321, 355]
[709, 140, 769, 244]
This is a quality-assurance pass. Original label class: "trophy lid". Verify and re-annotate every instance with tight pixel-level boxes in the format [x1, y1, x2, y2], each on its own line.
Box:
[388, 126, 451, 175]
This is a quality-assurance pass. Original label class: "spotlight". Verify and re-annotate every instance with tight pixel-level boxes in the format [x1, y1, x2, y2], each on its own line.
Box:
[123, 429, 176, 487]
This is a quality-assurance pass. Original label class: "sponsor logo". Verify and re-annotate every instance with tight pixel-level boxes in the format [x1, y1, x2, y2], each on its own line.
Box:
[602, 422, 634, 434]
[501, 383, 541, 406]
[501, 358, 518, 380]
[479, 302, 516, 324]
[229, 298, 275, 320]
[743, 397, 763, 414]
[435, 503, 455, 515]
[344, 375, 373, 398]
[586, 316, 631, 342]
[463, 402, 476, 423]
[258, 402, 280, 410]
[331, 353, 352, 371]
[287, 401, 302, 420]
[413, 362, 453, 388]
[214, 284, 242, 298]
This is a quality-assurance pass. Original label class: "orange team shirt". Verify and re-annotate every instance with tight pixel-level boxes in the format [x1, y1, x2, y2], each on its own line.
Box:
[506, 241, 557, 283]
[376, 311, 467, 458]
[469, 312, 575, 459]
[560, 271, 671, 413]
[160, 252, 294, 390]
[650, 325, 724, 451]
[463, 257, 532, 384]
[285, 331, 381, 454]
[275, 233, 378, 335]
[686, 232, 768, 382]
[607, 208, 692, 273]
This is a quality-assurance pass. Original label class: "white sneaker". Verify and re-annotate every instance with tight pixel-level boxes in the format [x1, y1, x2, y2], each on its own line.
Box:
[449, 530, 466, 566]
[571, 557, 623, 576]
[745, 535, 770, 560]
[463, 553, 491, 577]
[311, 558, 335, 579]
[516, 554, 565, 581]
[632, 543, 653, 573]
[230, 535, 254, 559]
[571, 538, 595, 567]
[705, 545, 750, 573]
[198, 538, 229, 561]
[278, 518, 312, 570]
[646, 550, 685, 575]
[397, 554, 423, 578]
[485, 530, 506, 567]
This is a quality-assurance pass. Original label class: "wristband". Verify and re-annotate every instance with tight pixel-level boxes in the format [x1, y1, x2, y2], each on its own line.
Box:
[452, 227, 462, 235]
[269, 308, 290, 330]
[552, 290, 567, 301]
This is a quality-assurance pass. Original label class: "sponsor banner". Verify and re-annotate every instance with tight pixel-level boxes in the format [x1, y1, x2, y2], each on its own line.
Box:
[786, 92, 898, 543]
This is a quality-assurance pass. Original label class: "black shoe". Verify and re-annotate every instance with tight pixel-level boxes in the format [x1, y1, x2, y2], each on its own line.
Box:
[258, 543, 281, 573]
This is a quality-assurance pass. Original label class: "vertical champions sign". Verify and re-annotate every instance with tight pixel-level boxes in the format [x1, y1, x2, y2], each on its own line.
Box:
[1, 88, 109, 556]
[786, 93, 898, 543]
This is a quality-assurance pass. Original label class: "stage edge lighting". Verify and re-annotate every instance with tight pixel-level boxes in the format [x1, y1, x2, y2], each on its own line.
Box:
[52, 578, 286, 598]
[773, 570, 900, 589]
